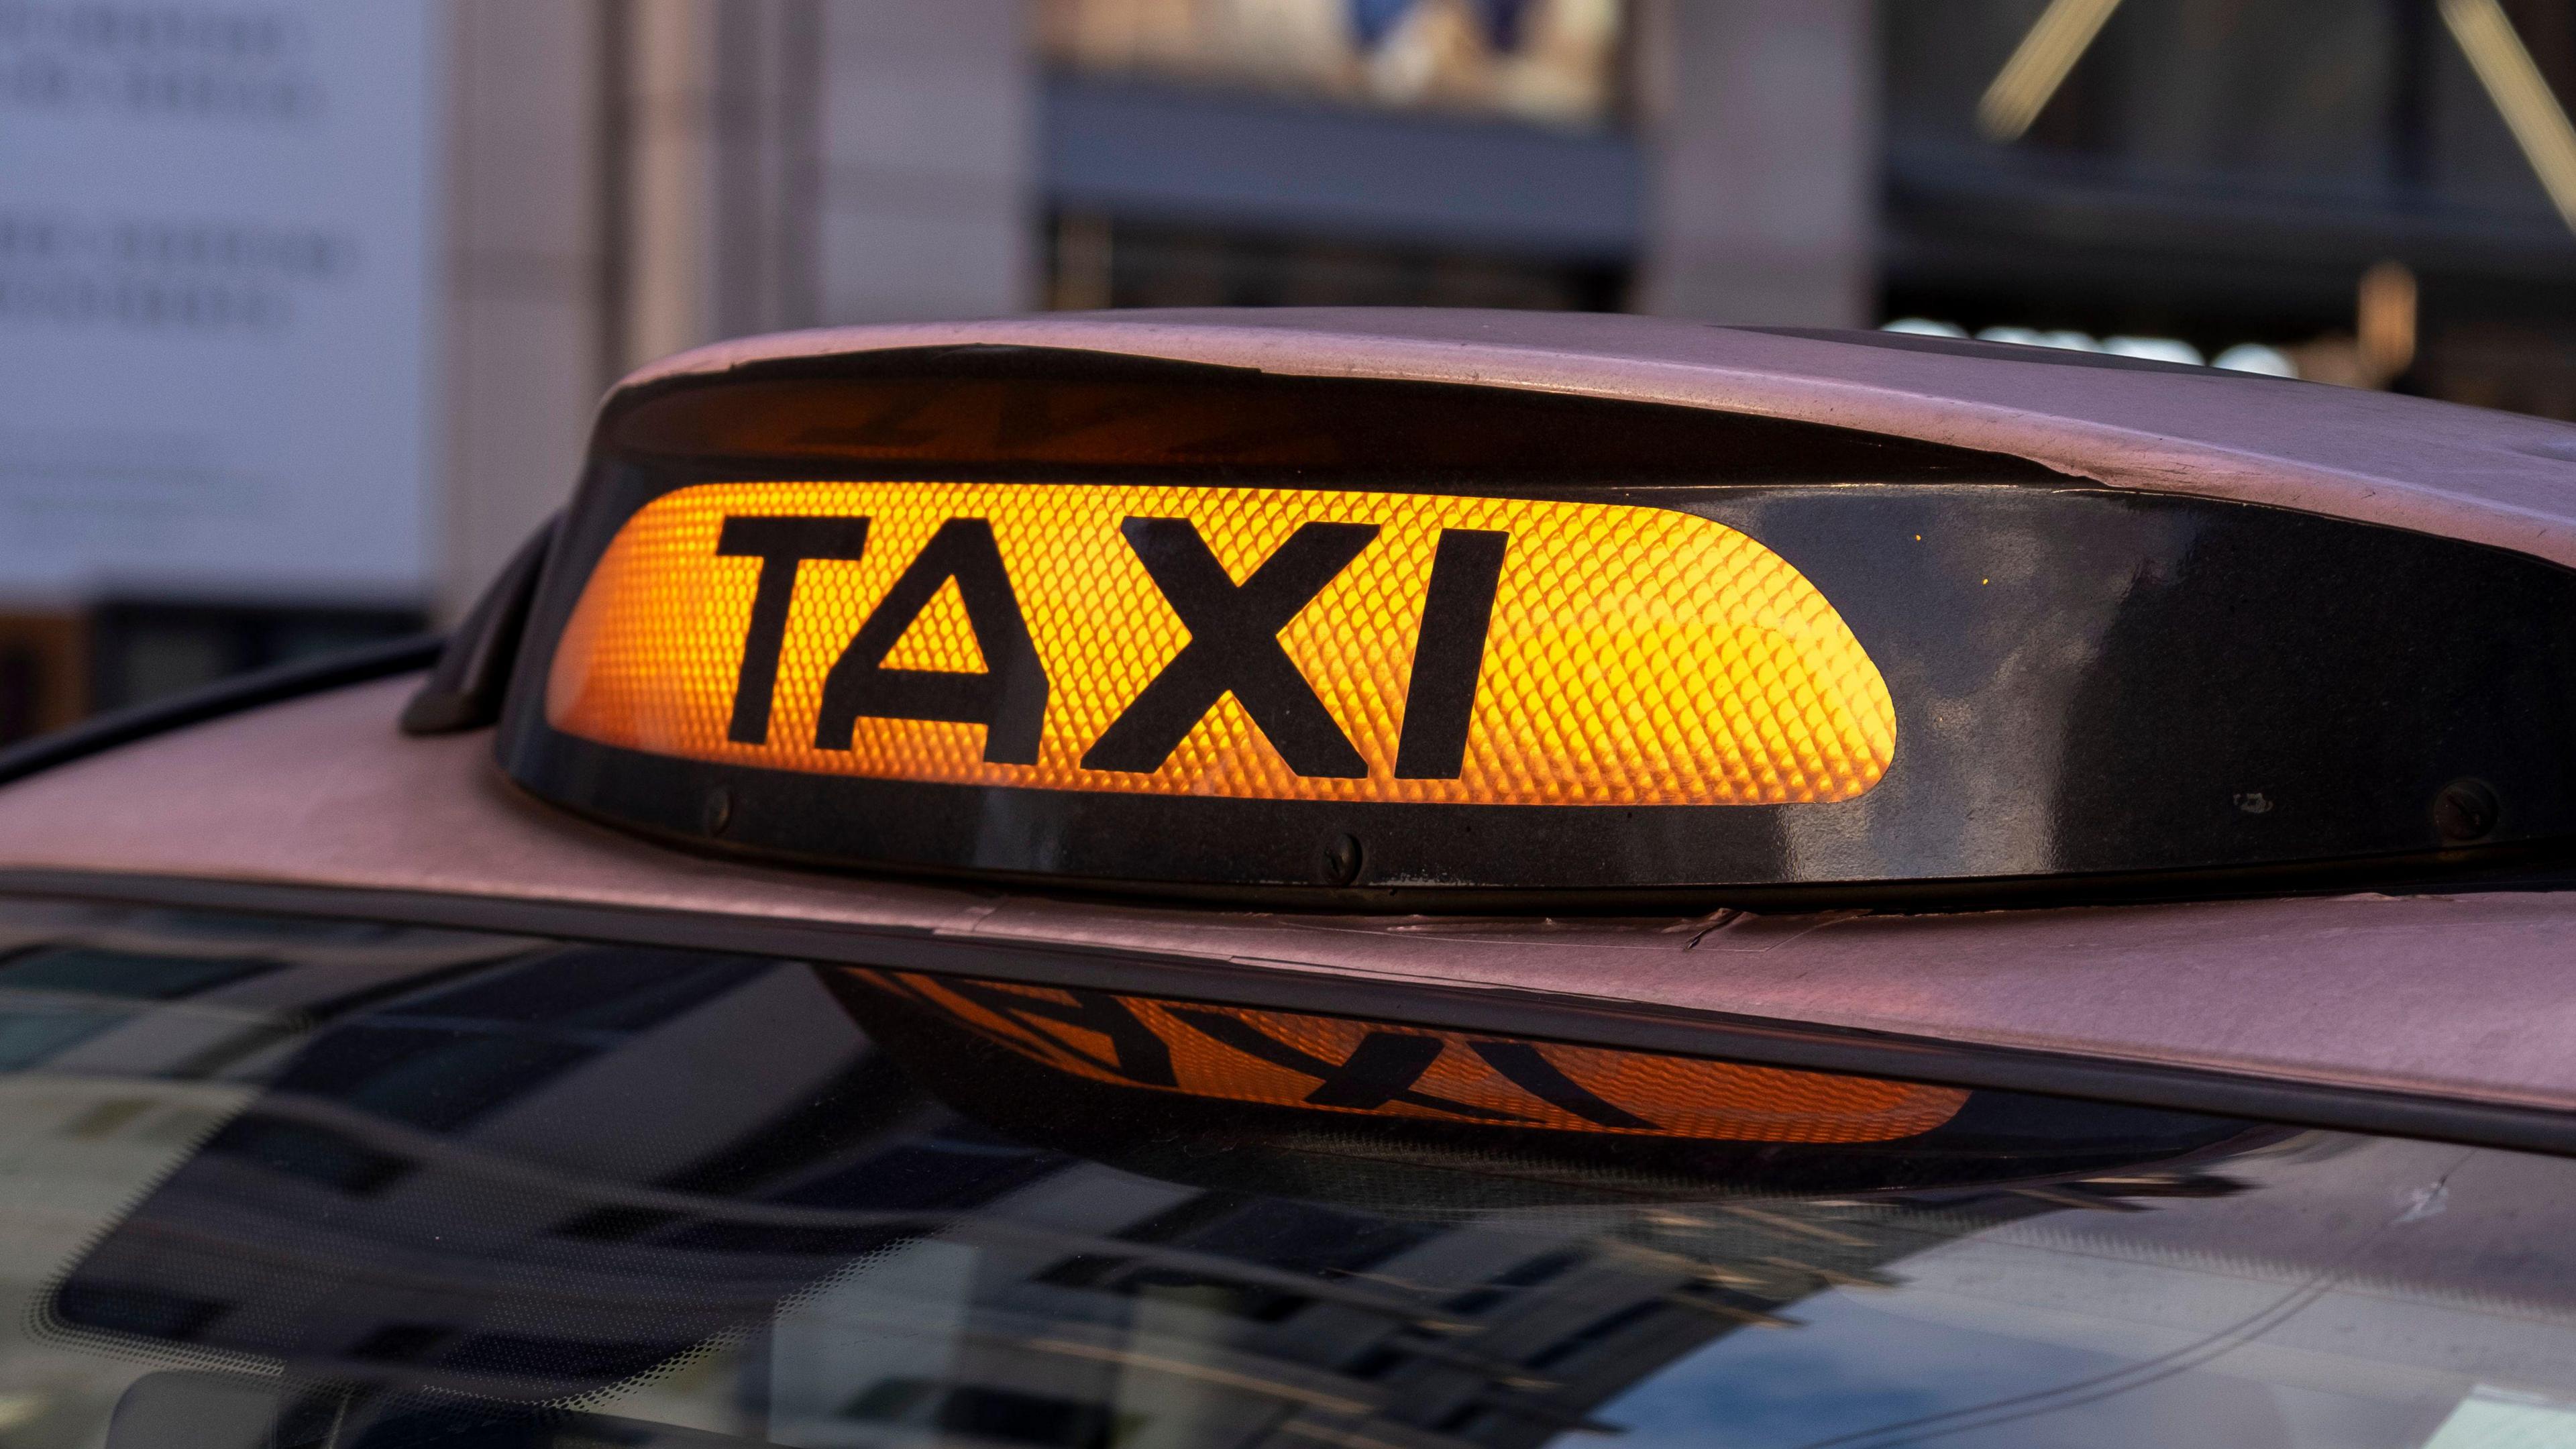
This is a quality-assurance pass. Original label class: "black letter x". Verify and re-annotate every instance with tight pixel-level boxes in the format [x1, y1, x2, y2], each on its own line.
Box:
[1080, 518, 1378, 777]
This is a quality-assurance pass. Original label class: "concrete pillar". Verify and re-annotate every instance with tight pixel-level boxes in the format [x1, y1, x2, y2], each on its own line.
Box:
[614, 0, 1035, 344]
[442, 0, 613, 619]
[619, 0, 720, 367]
[1635, 0, 1878, 327]
[816, 0, 1036, 323]
[618, 0, 822, 368]
[439, 0, 1030, 616]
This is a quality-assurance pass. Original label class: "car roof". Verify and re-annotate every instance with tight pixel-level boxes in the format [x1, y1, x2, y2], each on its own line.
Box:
[629, 308, 2576, 569]
[11, 307, 2576, 1150]
[0, 672, 2573, 1149]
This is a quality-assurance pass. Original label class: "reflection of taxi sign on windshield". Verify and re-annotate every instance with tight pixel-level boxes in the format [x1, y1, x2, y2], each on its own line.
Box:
[546, 482, 1895, 806]
[844, 969, 1968, 1143]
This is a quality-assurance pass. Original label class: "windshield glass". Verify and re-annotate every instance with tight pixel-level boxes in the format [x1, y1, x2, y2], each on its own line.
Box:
[0, 896, 2567, 1449]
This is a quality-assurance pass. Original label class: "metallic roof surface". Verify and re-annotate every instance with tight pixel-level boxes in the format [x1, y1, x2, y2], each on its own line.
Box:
[0, 676, 2571, 1120]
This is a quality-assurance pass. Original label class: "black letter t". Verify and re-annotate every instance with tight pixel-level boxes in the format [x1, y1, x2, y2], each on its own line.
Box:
[718, 515, 870, 744]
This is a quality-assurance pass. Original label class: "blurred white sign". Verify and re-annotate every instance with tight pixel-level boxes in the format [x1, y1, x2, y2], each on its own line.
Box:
[0, 1, 435, 602]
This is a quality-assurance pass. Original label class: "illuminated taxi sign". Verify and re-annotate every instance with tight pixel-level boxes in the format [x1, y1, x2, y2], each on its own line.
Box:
[847, 969, 1968, 1143]
[545, 480, 1896, 806]
[498, 336, 2576, 895]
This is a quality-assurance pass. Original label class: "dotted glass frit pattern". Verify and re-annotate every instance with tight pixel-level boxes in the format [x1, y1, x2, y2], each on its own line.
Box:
[546, 480, 1896, 806]
[863, 971, 1968, 1144]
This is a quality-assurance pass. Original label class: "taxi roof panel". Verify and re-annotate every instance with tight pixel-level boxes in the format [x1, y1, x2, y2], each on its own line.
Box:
[1, 676, 2574, 1140]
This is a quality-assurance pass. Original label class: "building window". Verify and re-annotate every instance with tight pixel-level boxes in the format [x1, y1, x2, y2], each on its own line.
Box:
[1039, 0, 1628, 129]
[1048, 215, 1628, 311]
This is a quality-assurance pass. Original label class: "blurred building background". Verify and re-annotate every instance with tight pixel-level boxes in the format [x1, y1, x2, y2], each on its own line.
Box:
[1, 0, 2573, 733]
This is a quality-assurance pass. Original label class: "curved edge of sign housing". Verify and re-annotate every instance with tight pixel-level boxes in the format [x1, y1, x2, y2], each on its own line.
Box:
[623, 308, 2576, 575]
[492, 314, 2576, 900]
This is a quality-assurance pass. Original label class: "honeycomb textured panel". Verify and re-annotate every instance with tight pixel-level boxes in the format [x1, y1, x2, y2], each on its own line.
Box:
[859, 971, 1968, 1143]
[547, 480, 1897, 806]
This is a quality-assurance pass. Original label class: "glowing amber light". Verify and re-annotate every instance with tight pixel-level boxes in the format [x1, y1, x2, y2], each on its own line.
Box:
[852, 970, 1969, 1143]
[546, 480, 1896, 805]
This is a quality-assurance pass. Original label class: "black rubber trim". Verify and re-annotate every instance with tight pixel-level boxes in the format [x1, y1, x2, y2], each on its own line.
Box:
[402, 516, 559, 735]
[0, 868, 2570, 1159]
[0, 636, 441, 789]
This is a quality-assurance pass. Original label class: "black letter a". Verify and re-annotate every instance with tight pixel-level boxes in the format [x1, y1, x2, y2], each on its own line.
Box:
[814, 519, 1049, 763]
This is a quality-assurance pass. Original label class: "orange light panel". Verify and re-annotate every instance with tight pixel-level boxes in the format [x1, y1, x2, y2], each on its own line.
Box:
[855, 970, 1968, 1143]
[547, 481, 1896, 805]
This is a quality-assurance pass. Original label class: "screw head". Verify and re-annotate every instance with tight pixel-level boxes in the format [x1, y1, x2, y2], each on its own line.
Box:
[702, 787, 734, 837]
[1320, 833, 1363, 887]
[2432, 778, 2500, 845]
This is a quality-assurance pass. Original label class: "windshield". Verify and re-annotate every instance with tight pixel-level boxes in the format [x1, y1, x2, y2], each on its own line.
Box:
[0, 897, 2566, 1449]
